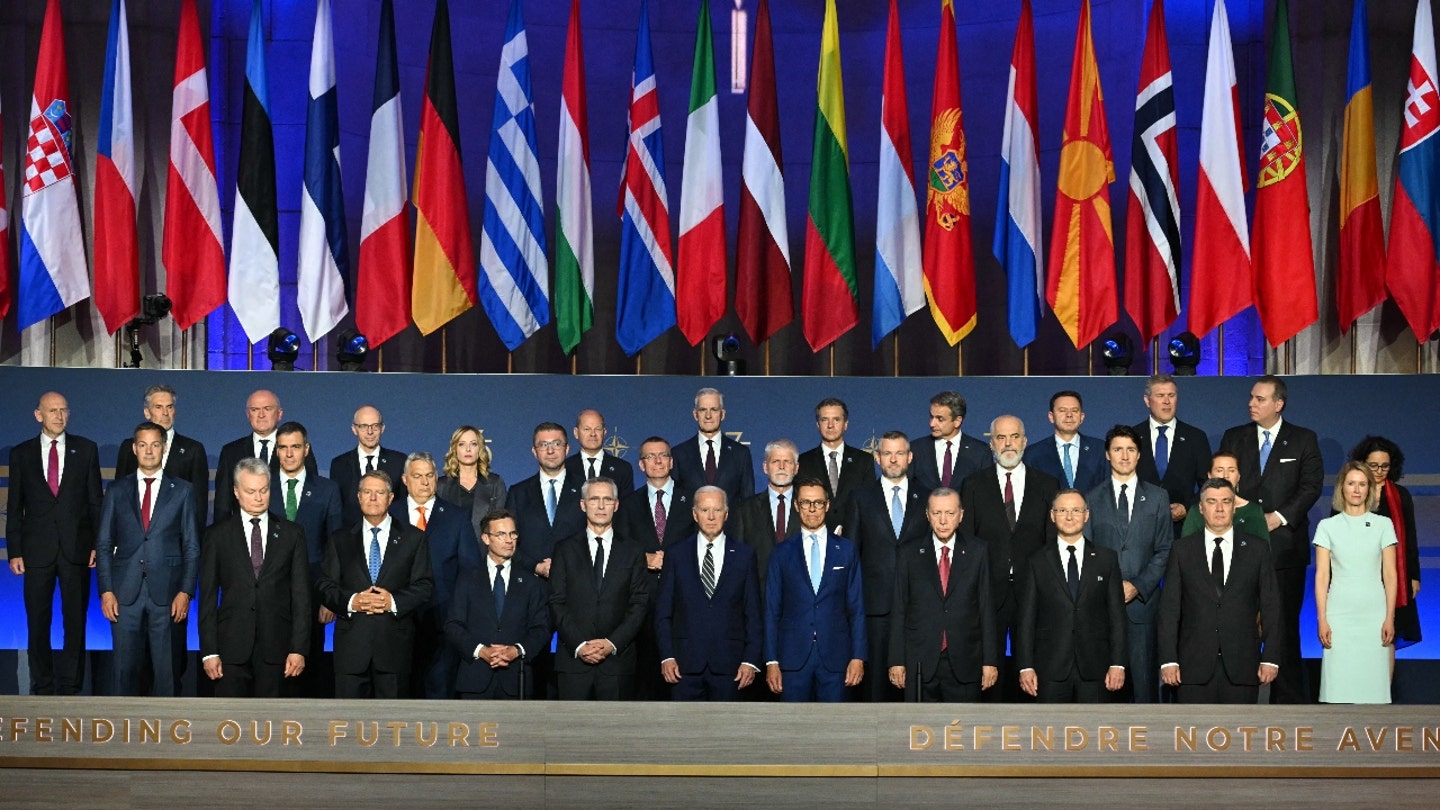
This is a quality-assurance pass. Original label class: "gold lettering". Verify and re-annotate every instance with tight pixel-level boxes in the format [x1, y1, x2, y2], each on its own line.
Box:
[329, 721, 346, 746]
[10, 717, 27, 741]
[1237, 726, 1258, 752]
[944, 723, 965, 751]
[1129, 726, 1147, 752]
[972, 725, 993, 750]
[387, 721, 408, 746]
[1423, 728, 1440, 752]
[217, 720, 242, 746]
[1266, 727, 1286, 751]
[171, 720, 191, 745]
[35, 717, 51, 743]
[139, 719, 160, 744]
[93, 719, 114, 744]
[250, 721, 272, 746]
[122, 719, 131, 742]
[1002, 726, 1021, 751]
[62, 718, 81, 742]
[1206, 727, 1231, 751]
[1098, 726, 1119, 752]
[282, 721, 302, 746]
[448, 722, 470, 747]
[1296, 727, 1314, 752]
[357, 722, 379, 747]
[1397, 727, 1414, 752]
[1065, 726, 1089, 751]
[1175, 726, 1197, 752]
[1032, 726, 1054, 751]
[909, 725, 934, 751]
[1365, 727, 1388, 751]
[479, 723, 499, 748]
[1337, 727, 1360, 752]
[416, 722, 438, 748]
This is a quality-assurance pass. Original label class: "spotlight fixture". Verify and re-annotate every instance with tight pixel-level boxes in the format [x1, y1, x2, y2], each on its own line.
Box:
[711, 333, 745, 376]
[1100, 332, 1134, 376]
[121, 293, 174, 369]
[1168, 331, 1202, 376]
[336, 330, 370, 372]
[267, 327, 301, 371]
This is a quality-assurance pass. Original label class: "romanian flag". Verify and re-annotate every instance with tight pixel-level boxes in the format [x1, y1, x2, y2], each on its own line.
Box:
[1337, 0, 1386, 332]
[412, 0, 476, 335]
[922, 0, 976, 346]
[801, 0, 858, 352]
[1046, 0, 1117, 349]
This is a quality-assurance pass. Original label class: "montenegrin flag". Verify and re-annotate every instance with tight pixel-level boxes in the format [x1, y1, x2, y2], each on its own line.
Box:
[297, 0, 351, 342]
[871, 0, 923, 348]
[1388, 0, 1440, 340]
[554, 0, 594, 355]
[357, 0, 411, 347]
[1337, 0, 1386, 333]
[93, 0, 139, 334]
[922, 0, 977, 346]
[227, 0, 281, 344]
[993, 0, 1042, 349]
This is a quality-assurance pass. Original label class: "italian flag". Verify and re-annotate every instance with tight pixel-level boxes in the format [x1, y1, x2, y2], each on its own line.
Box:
[677, 0, 726, 346]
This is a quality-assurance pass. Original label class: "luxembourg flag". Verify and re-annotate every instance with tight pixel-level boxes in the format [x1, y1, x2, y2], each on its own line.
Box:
[871, 0, 923, 348]
[93, 0, 139, 334]
[18, 0, 89, 331]
[992, 0, 1042, 349]
[1387, 0, 1440, 341]
[297, 0, 350, 341]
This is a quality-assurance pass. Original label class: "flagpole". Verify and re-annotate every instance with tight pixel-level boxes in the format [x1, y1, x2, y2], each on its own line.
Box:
[957, 342, 964, 377]
[312, 342, 321, 372]
[700, 345, 706, 377]
[892, 334, 900, 377]
[570, 353, 577, 375]
[1087, 343, 1093, 376]
[1217, 324, 1225, 374]
[1284, 339, 1293, 375]
[828, 345, 836, 377]
[1349, 330, 1357, 375]
[1023, 346, 1029, 376]
[49, 319, 57, 367]
[508, 352, 514, 374]
[181, 328, 189, 371]
[1151, 338, 1160, 375]
[441, 326, 448, 373]
[764, 341, 771, 376]
[247, 343, 253, 371]
[377, 345, 385, 373]
[636, 354, 642, 375]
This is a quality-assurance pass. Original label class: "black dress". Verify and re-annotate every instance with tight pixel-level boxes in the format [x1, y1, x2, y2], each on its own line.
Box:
[1376, 482, 1422, 648]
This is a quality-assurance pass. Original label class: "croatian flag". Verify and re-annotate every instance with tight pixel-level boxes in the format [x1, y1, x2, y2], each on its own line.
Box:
[992, 0, 1042, 349]
[297, 0, 350, 342]
[1387, 0, 1440, 340]
[94, 0, 139, 334]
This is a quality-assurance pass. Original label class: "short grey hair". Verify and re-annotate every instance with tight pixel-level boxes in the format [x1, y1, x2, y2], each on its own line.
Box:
[581, 476, 618, 500]
[694, 387, 724, 409]
[233, 457, 270, 482]
[405, 451, 437, 472]
[763, 438, 798, 459]
[694, 485, 728, 509]
[143, 384, 177, 407]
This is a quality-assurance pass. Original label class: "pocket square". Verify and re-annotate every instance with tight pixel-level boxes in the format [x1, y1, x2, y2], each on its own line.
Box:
[1279, 458, 1296, 463]
[1096, 575, 1104, 581]
[831, 565, 845, 570]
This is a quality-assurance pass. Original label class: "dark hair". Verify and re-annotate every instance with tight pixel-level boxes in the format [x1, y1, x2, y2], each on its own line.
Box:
[639, 435, 670, 449]
[815, 397, 850, 419]
[1049, 390, 1084, 411]
[1200, 477, 1236, 497]
[793, 476, 829, 498]
[1256, 374, 1288, 404]
[276, 420, 309, 442]
[1210, 450, 1238, 466]
[1051, 488, 1087, 508]
[133, 421, 167, 442]
[480, 508, 517, 535]
[929, 391, 967, 420]
[1103, 424, 1141, 451]
[1349, 435, 1405, 481]
[532, 421, 567, 442]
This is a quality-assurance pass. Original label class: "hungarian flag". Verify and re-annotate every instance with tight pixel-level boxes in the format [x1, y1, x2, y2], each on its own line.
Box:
[412, 0, 476, 335]
[1123, 0, 1181, 346]
[1046, 0, 1117, 349]
[1188, 0, 1249, 339]
[922, 0, 976, 346]
[676, 0, 727, 346]
[801, 0, 858, 352]
[554, 0, 594, 355]
[1250, 0, 1317, 347]
[357, 0, 411, 347]
[228, 0, 280, 345]
[297, 0, 351, 342]
[993, 0, 1042, 349]
[1388, 0, 1440, 340]
[1337, 0, 1386, 332]
[735, 0, 792, 346]
[94, 0, 139, 334]
[871, 0, 923, 348]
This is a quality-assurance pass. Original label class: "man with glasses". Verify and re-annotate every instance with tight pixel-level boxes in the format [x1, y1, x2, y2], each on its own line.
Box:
[216, 390, 316, 524]
[507, 422, 586, 582]
[329, 405, 408, 529]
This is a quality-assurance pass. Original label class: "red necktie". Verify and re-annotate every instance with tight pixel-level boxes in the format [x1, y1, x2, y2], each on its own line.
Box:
[1004, 472, 1017, 530]
[141, 477, 155, 532]
[939, 545, 952, 650]
[47, 439, 60, 496]
[941, 441, 954, 487]
[653, 491, 667, 544]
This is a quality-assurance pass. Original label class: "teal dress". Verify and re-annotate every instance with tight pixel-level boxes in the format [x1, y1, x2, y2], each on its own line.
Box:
[1313, 512, 1396, 704]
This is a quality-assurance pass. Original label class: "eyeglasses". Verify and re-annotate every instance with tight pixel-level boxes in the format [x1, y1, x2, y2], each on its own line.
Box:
[1366, 463, 1391, 472]
[640, 452, 672, 461]
[353, 423, 383, 431]
[1051, 508, 1088, 517]
[796, 499, 829, 510]
[534, 440, 566, 450]
[484, 530, 519, 540]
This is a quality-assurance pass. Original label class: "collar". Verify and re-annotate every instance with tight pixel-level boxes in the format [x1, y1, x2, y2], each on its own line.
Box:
[1149, 416, 1177, 431]
[1111, 473, 1138, 488]
[356, 444, 382, 459]
[648, 479, 674, 498]
[408, 495, 435, 513]
[821, 440, 845, 454]
[1257, 417, 1284, 435]
[362, 514, 393, 537]
[42, 431, 66, 444]
[281, 469, 308, 490]
[588, 527, 615, 544]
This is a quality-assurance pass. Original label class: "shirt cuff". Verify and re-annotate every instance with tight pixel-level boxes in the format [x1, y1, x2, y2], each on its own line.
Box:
[1276, 513, 1289, 526]
[202, 654, 219, 662]
[473, 644, 485, 660]
[346, 593, 359, 614]
[1161, 662, 1178, 669]
[766, 660, 779, 667]
[661, 657, 676, 665]
[604, 639, 617, 655]
[1261, 662, 1279, 670]
[1019, 667, 1035, 674]
[742, 663, 760, 673]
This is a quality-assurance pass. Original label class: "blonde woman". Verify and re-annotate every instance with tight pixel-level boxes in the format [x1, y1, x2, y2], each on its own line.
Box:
[438, 426, 508, 541]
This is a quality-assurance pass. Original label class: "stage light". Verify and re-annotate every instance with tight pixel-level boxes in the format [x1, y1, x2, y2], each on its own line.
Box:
[711, 333, 746, 376]
[1168, 331, 1202, 376]
[122, 294, 173, 369]
[267, 328, 301, 371]
[1101, 332, 1134, 376]
[336, 330, 370, 372]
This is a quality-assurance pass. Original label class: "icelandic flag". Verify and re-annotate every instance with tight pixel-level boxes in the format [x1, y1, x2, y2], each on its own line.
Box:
[992, 0, 1042, 349]
[297, 0, 350, 341]
[227, 0, 280, 344]
[1387, 0, 1440, 340]
[18, 0, 89, 331]
[478, 0, 550, 352]
[94, 0, 139, 334]
[872, 0, 923, 347]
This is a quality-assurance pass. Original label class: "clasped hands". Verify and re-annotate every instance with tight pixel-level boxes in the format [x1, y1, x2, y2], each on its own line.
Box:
[479, 644, 519, 669]
[578, 639, 613, 664]
[351, 586, 394, 615]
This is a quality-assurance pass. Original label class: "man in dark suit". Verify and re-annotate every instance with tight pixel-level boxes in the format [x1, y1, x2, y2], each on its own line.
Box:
[329, 404, 408, 529]
[1085, 424, 1173, 703]
[565, 409, 635, 495]
[316, 470, 433, 699]
[671, 387, 754, 504]
[6, 391, 103, 695]
[215, 389, 317, 525]
[887, 487, 998, 702]
[1159, 478, 1283, 704]
[446, 509, 549, 700]
[958, 414, 1059, 698]
[1218, 375, 1322, 704]
[507, 422, 586, 581]
[115, 384, 209, 532]
[548, 477, 652, 700]
[1133, 373, 1213, 537]
[1024, 391, 1106, 493]
[1016, 490, 1127, 703]
[198, 458, 310, 697]
[270, 421, 344, 698]
[397, 451, 481, 699]
[843, 431, 929, 702]
[911, 391, 990, 492]
[96, 421, 200, 696]
[655, 486, 762, 701]
[730, 439, 801, 585]
[797, 397, 876, 532]
[764, 478, 865, 702]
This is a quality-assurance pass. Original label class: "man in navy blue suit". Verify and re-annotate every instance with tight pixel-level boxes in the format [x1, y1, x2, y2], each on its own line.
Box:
[672, 387, 754, 505]
[655, 486, 762, 701]
[764, 478, 866, 702]
[910, 391, 990, 492]
[96, 422, 200, 696]
[507, 422, 586, 581]
[565, 409, 635, 496]
[1024, 391, 1106, 493]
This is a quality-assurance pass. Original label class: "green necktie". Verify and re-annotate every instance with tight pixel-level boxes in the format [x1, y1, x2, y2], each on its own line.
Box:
[285, 478, 299, 522]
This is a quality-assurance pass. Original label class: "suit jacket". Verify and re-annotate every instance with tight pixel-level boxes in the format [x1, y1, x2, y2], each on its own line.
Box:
[654, 535, 762, 674]
[445, 563, 550, 696]
[548, 532, 652, 676]
[116, 431, 209, 532]
[1133, 419, 1213, 528]
[618, 484, 696, 556]
[96, 475, 200, 606]
[1023, 434, 1107, 494]
[1219, 420, 1324, 570]
[1085, 478, 1174, 623]
[958, 465, 1060, 620]
[1014, 538, 1126, 681]
[395, 497, 482, 624]
[5, 433, 102, 567]
[672, 434, 755, 505]
[797, 443, 876, 531]
[316, 521, 433, 675]
[198, 514, 311, 667]
[564, 452, 636, 496]
[843, 479, 930, 618]
[887, 532, 998, 680]
[506, 472, 586, 573]
[215, 435, 319, 525]
[763, 531, 866, 672]
[911, 433, 990, 493]
[730, 489, 801, 587]
[1158, 530, 1283, 685]
[437, 472, 508, 542]
[329, 447, 409, 529]
[269, 472, 344, 586]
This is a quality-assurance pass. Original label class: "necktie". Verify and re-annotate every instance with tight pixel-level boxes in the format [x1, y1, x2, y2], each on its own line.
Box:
[1154, 426, 1170, 480]
[258, 438, 270, 465]
[1066, 545, 1080, 602]
[47, 439, 60, 496]
[941, 441, 954, 487]
[594, 537, 606, 591]
[368, 527, 382, 583]
[1118, 483, 1130, 525]
[1212, 537, 1225, 596]
[285, 478, 299, 521]
[701, 541, 716, 598]
[1062, 443, 1075, 487]
[546, 478, 558, 525]
[827, 451, 841, 496]
[654, 490, 668, 543]
[493, 563, 506, 617]
[416, 505, 428, 530]
[808, 534, 822, 593]
[890, 485, 904, 538]
[705, 439, 718, 485]
[1004, 472, 1017, 531]
[365, 454, 376, 474]
[250, 517, 264, 578]
[1259, 430, 1273, 471]
[775, 493, 787, 544]
[939, 545, 951, 651]
[141, 477, 155, 532]
[587, 457, 598, 480]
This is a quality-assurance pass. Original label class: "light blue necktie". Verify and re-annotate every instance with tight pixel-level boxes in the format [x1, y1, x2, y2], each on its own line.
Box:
[808, 534, 822, 593]
[367, 527, 382, 583]
[1259, 430, 1273, 471]
[1155, 426, 1169, 480]
[1062, 442, 1075, 487]
[890, 485, 903, 537]
[546, 478, 558, 525]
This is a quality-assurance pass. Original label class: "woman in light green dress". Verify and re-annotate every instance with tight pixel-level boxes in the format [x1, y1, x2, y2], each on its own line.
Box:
[1313, 462, 1398, 704]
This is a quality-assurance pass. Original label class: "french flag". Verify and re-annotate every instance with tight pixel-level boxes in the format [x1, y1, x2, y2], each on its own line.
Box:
[992, 0, 1042, 349]
[94, 0, 139, 334]
[357, 0, 411, 348]
[1388, 0, 1440, 341]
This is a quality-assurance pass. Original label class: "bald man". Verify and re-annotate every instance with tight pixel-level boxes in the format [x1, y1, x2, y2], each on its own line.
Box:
[564, 409, 635, 495]
[215, 390, 317, 524]
[328, 405, 409, 528]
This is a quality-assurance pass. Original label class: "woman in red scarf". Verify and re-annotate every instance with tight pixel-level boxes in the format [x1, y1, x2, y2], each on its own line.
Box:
[1349, 436, 1422, 660]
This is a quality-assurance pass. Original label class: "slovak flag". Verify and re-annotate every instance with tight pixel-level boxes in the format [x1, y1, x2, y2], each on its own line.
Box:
[1388, 0, 1440, 340]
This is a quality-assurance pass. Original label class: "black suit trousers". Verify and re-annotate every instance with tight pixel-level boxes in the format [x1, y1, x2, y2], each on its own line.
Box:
[1177, 655, 1259, 705]
[863, 615, 902, 702]
[1270, 565, 1309, 704]
[23, 559, 90, 695]
[336, 669, 406, 699]
[558, 666, 633, 701]
[911, 655, 981, 703]
[1036, 662, 1109, 704]
[213, 660, 294, 699]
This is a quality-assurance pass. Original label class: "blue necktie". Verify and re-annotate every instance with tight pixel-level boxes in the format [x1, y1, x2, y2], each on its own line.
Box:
[368, 527, 382, 583]
[1259, 430, 1273, 471]
[545, 478, 558, 525]
[808, 534, 822, 593]
[890, 485, 903, 538]
[1062, 443, 1075, 487]
[1155, 426, 1169, 480]
[493, 563, 506, 617]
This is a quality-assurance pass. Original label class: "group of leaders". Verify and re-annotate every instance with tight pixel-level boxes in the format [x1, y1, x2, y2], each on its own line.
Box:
[6, 373, 1419, 704]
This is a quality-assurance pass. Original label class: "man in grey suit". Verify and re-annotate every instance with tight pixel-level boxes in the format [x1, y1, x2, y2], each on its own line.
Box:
[1085, 424, 1173, 703]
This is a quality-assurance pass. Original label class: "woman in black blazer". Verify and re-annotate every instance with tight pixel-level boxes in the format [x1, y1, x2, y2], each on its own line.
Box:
[437, 425, 509, 541]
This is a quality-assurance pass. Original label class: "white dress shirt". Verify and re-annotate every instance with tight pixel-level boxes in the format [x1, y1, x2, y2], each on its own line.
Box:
[41, 432, 66, 482]
[994, 462, 1028, 516]
[1148, 417, 1177, 466]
